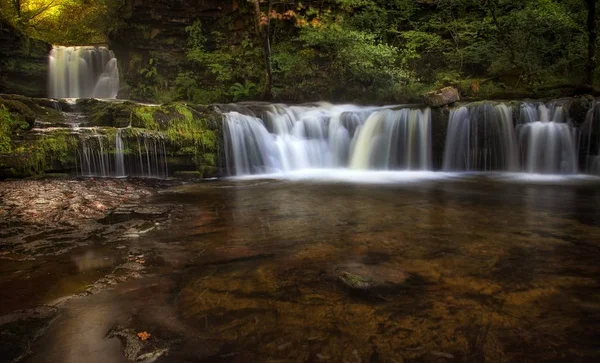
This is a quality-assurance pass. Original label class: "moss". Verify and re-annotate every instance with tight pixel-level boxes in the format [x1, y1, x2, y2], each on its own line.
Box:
[0, 106, 13, 153]
[0, 105, 31, 153]
[132, 106, 160, 129]
[0, 99, 36, 124]
[10, 132, 78, 176]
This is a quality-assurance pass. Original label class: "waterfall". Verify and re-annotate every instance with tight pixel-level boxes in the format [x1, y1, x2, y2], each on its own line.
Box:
[579, 102, 600, 175]
[349, 108, 431, 170]
[517, 122, 578, 174]
[515, 102, 578, 174]
[76, 131, 168, 178]
[115, 129, 126, 177]
[78, 134, 112, 177]
[223, 104, 432, 175]
[443, 104, 519, 171]
[49, 46, 119, 99]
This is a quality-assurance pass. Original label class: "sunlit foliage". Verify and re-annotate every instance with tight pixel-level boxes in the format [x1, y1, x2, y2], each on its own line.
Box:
[0, 0, 120, 44]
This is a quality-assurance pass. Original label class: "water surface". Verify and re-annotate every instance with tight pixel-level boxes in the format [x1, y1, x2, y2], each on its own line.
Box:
[21, 173, 600, 362]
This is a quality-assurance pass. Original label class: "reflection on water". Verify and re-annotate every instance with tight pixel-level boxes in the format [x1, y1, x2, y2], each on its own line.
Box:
[22, 174, 600, 362]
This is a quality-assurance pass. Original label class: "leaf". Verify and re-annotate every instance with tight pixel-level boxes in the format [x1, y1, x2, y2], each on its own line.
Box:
[137, 331, 151, 341]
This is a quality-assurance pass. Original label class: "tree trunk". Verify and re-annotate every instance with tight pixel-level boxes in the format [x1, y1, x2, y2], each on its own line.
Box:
[12, 0, 21, 17]
[585, 0, 597, 85]
[247, 0, 273, 100]
[262, 0, 273, 100]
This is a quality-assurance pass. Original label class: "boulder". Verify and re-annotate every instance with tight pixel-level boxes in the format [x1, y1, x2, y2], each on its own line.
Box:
[425, 86, 460, 107]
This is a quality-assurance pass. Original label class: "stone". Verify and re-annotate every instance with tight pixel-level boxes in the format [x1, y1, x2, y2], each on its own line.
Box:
[335, 262, 408, 292]
[425, 86, 460, 107]
[0, 21, 51, 97]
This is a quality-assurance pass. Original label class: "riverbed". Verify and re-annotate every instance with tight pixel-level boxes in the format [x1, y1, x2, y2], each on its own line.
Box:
[1, 173, 600, 362]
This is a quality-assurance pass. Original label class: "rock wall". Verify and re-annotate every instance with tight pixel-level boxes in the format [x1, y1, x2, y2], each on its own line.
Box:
[108, 0, 241, 99]
[0, 21, 51, 97]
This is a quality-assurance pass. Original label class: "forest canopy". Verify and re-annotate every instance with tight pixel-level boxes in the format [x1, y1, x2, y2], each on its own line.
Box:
[0, 0, 118, 44]
[0, 0, 597, 103]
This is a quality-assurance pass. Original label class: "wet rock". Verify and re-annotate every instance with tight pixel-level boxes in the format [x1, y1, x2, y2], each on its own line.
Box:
[106, 326, 169, 362]
[425, 87, 460, 107]
[335, 263, 408, 293]
[0, 306, 58, 362]
[339, 271, 372, 290]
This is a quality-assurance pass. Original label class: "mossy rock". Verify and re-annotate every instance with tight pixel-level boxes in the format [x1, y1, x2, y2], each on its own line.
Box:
[0, 99, 36, 124]
[0, 94, 66, 125]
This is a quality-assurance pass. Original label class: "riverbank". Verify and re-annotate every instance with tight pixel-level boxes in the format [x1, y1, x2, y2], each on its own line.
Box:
[0, 178, 185, 362]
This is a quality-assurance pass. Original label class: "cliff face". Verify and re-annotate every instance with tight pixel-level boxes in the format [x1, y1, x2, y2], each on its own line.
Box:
[108, 0, 241, 100]
[0, 21, 51, 97]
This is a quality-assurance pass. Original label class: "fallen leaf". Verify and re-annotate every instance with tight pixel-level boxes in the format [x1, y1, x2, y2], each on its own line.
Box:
[137, 331, 151, 341]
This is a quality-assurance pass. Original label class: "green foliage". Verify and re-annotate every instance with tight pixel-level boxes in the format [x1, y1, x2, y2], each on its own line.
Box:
[229, 81, 258, 101]
[139, 58, 158, 80]
[0, 106, 14, 153]
[1, 0, 123, 45]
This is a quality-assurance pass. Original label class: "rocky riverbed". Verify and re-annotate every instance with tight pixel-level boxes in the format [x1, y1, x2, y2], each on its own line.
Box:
[0, 178, 185, 362]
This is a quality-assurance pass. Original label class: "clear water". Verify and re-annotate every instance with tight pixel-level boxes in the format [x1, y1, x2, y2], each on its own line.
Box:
[7, 174, 599, 362]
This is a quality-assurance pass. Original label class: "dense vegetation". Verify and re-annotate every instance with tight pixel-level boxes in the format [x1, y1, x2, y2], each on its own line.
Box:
[1, 0, 598, 103]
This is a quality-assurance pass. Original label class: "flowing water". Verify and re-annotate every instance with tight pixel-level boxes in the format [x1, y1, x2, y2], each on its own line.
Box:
[48, 46, 120, 99]
[579, 102, 600, 175]
[223, 104, 431, 175]
[223, 101, 588, 176]
[443, 104, 518, 171]
[76, 131, 168, 178]
[3, 173, 598, 363]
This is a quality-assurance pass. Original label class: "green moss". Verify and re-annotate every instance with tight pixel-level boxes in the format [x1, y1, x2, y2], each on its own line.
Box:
[0, 106, 13, 153]
[132, 106, 160, 129]
[0, 99, 36, 123]
[0, 105, 31, 153]
[11, 132, 78, 176]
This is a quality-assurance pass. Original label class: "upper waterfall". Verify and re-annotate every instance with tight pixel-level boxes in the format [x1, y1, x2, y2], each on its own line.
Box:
[48, 46, 119, 99]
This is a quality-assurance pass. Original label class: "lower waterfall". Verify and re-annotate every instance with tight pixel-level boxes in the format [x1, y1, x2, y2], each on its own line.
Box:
[223, 104, 432, 175]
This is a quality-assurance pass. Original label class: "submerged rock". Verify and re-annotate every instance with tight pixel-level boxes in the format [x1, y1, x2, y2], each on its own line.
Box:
[0, 306, 58, 362]
[336, 262, 408, 292]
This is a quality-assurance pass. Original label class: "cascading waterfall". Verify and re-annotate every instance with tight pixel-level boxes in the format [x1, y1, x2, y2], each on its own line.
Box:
[517, 121, 578, 174]
[579, 102, 600, 175]
[76, 131, 168, 178]
[115, 129, 126, 177]
[49, 46, 119, 99]
[442, 101, 579, 174]
[78, 134, 112, 177]
[223, 104, 432, 175]
[516, 103, 578, 174]
[443, 104, 519, 171]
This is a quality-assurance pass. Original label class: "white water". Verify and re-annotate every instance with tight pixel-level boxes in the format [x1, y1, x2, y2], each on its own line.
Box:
[579, 102, 600, 175]
[223, 104, 432, 175]
[115, 129, 126, 177]
[49, 46, 119, 99]
[443, 102, 578, 174]
[77, 132, 168, 178]
[517, 122, 578, 173]
[443, 104, 518, 171]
